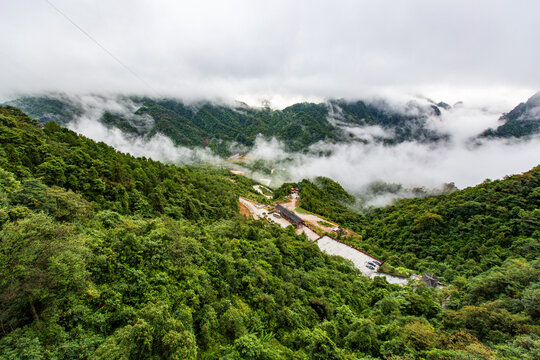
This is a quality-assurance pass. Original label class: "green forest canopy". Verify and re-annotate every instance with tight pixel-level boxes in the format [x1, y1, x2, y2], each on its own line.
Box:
[0, 106, 538, 359]
[6, 96, 450, 157]
[290, 172, 540, 282]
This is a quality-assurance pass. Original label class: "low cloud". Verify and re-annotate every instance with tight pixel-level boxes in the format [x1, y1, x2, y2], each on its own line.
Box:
[340, 125, 395, 142]
[241, 99, 540, 202]
[246, 136, 290, 162]
[242, 134, 540, 207]
[31, 93, 540, 206]
[70, 117, 220, 164]
[291, 137, 540, 190]
[1, 1, 539, 105]
[64, 95, 220, 164]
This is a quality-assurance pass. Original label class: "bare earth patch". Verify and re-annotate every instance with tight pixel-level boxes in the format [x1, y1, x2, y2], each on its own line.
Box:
[238, 201, 250, 217]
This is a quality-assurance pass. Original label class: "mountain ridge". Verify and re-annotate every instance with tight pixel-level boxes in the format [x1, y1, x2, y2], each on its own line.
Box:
[8, 92, 539, 160]
[4, 94, 453, 156]
[483, 91, 540, 138]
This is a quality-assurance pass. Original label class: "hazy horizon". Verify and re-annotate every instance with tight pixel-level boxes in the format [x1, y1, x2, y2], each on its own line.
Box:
[16, 92, 535, 207]
[1, 1, 539, 107]
[1, 0, 539, 205]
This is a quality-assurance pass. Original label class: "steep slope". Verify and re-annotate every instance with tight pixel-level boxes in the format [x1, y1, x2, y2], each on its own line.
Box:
[284, 171, 539, 283]
[0, 105, 256, 220]
[5, 94, 451, 156]
[359, 168, 540, 280]
[0, 107, 538, 359]
[328, 99, 447, 143]
[5, 95, 83, 124]
[483, 92, 540, 138]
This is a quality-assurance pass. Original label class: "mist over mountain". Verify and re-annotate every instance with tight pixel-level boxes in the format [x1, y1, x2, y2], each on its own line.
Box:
[5, 92, 540, 205]
[6, 93, 451, 154]
[483, 91, 540, 138]
[0, 104, 538, 359]
[2, 1, 540, 358]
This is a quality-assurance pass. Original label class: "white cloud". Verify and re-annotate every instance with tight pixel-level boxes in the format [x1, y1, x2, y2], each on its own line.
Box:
[242, 98, 540, 197]
[34, 93, 538, 206]
[245, 136, 289, 162]
[64, 95, 220, 164]
[288, 137, 540, 192]
[0, 1, 538, 105]
[342, 125, 395, 141]
[69, 117, 220, 164]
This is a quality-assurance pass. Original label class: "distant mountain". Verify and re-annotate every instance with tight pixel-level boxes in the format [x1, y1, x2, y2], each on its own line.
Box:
[6, 95, 83, 124]
[327, 99, 447, 144]
[482, 92, 540, 138]
[4, 94, 450, 156]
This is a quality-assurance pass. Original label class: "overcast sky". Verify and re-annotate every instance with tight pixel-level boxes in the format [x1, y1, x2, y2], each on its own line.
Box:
[1, 0, 539, 107]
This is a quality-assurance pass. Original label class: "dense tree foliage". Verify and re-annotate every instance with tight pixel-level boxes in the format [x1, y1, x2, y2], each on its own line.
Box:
[0, 106, 538, 359]
[7, 96, 451, 156]
[359, 168, 540, 282]
[292, 170, 539, 283]
[0, 106, 260, 220]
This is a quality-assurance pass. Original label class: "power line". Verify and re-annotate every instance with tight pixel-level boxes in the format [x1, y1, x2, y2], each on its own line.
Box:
[44, 0, 158, 94]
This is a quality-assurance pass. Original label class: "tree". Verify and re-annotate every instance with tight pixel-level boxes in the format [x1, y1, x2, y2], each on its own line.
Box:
[0, 213, 90, 327]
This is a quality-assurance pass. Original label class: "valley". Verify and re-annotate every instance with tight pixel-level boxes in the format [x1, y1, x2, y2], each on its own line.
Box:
[1, 1, 538, 358]
[5, 92, 540, 206]
[240, 181, 435, 286]
[0, 103, 538, 359]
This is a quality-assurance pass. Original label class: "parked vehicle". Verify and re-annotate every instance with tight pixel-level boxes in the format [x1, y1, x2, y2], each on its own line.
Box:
[372, 260, 382, 266]
[273, 213, 281, 218]
[366, 264, 376, 270]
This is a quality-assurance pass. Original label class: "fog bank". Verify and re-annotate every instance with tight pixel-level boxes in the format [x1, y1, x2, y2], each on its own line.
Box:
[43, 94, 540, 203]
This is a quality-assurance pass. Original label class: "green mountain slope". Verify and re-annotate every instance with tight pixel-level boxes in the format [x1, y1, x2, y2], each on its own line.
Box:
[360, 169, 540, 280]
[0, 106, 538, 359]
[483, 92, 540, 138]
[6, 95, 83, 125]
[288, 170, 539, 282]
[5, 95, 450, 156]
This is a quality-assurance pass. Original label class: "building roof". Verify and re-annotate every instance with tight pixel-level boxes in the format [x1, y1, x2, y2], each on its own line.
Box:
[276, 204, 304, 224]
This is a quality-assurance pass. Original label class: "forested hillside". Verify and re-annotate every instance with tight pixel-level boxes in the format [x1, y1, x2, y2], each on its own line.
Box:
[291, 171, 539, 282]
[6, 95, 449, 156]
[483, 92, 540, 138]
[0, 106, 538, 359]
[0, 106, 259, 220]
[360, 169, 540, 281]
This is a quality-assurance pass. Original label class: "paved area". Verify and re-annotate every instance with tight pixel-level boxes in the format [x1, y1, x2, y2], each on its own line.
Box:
[299, 226, 321, 241]
[280, 199, 341, 233]
[253, 185, 273, 199]
[280, 199, 298, 211]
[241, 197, 410, 286]
[239, 197, 291, 228]
[239, 197, 265, 220]
[298, 213, 337, 232]
[370, 273, 409, 285]
[316, 235, 381, 277]
[240, 197, 322, 237]
[267, 213, 293, 228]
